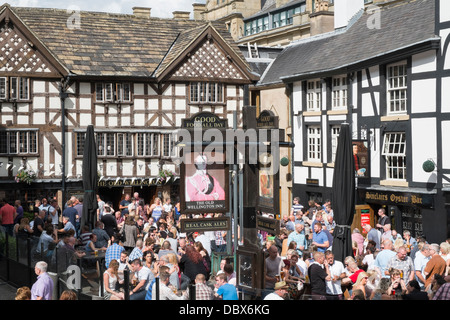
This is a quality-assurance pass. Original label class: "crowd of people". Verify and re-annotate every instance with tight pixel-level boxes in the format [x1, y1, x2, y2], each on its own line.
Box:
[261, 197, 450, 300]
[2, 194, 450, 301]
[1, 193, 238, 301]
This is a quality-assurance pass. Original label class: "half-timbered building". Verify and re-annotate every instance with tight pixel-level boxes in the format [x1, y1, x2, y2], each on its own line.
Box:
[0, 4, 258, 209]
[258, 0, 450, 243]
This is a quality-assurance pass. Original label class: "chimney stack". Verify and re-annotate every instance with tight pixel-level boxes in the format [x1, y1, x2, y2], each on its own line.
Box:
[173, 11, 191, 20]
[192, 3, 206, 21]
[133, 7, 151, 18]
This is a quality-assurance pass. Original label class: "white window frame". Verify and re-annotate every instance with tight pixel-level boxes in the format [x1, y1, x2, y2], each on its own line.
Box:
[382, 132, 406, 181]
[307, 79, 322, 111]
[331, 125, 341, 163]
[137, 133, 160, 157]
[95, 82, 132, 103]
[162, 133, 176, 158]
[190, 82, 224, 104]
[307, 126, 322, 162]
[387, 62, 407, 115]
[0, 130, 38, 155]
[117, 133, 133, 157]
[76, 132, 85, 156]
[0, 77, 30, 101]
[331, 76, 347, 110]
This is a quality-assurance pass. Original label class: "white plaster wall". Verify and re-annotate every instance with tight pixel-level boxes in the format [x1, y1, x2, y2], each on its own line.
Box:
[293, 115, 303, 162]
[411, 79, 436, 113]
[442, 77, 450, 113]
[411, 50, 437, 73]
[293, 82, 302, 114]
[442, 121, 450, 169]
[440, 0, 450, 23]
[412, 118, 437, 183]
[294, 166, 308, 185]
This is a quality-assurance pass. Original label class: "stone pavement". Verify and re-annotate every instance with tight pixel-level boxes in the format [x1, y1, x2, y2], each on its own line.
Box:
[0, 281, 18, 300]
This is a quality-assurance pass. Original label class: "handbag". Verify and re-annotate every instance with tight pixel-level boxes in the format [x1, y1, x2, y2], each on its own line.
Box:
[202, 257, 210, 273]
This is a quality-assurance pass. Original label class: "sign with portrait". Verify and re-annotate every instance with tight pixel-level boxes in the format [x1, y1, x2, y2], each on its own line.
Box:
[180, 151, 229, 214]
[352, 140, 369, 179]
[256, 152, 279, 216]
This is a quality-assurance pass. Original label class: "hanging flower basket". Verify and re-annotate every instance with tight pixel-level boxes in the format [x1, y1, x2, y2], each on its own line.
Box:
[15, 168, 37, 185]
[157, 169, 174, 184]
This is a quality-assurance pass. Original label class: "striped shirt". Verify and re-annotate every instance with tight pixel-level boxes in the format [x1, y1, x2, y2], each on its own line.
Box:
[291, 204, 304, 215]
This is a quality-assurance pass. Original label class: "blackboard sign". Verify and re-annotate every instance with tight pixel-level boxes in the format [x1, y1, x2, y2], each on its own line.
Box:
[181, 111, 228, 129]
[179, 217, 231, 233]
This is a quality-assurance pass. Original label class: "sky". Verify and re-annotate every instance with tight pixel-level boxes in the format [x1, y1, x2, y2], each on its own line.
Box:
[6, 0, 207, 18]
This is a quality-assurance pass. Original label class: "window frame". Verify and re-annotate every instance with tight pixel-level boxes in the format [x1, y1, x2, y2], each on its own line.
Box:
[306, 79, 322, 111]
[0, 76, 30, 101]
[137, 132, 160, 157]
[382, 132, 407, 181]
[0, 130, 38, 155]
[189, 82, 224, 104]
[95, 82, 132, 103]
[330, 125, 341, 163]
[307, 126, 322, 162]
[386, 62, 408, 115]
[331, 76, 348, 110]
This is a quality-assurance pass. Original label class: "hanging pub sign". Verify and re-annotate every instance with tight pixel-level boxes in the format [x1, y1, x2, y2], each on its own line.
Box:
[181, 111, 228, 129]
[255, 110, 280, 217]
[256, 215, 280, 235]
[256, 110, 279, 129]
[352, 140, 370, 179]
[179, 216, 231, 233]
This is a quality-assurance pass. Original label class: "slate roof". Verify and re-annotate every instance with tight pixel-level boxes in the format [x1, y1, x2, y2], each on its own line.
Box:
[2, 4, 251, 79]
[259, 0, 438, 86]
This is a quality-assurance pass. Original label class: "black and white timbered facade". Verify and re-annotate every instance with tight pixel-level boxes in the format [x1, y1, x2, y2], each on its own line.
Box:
[259, 0, 450, 243]
[0, 4, 258, 208]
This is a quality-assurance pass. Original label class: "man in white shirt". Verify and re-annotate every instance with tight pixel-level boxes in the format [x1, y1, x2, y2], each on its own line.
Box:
[325, 251, 346, 300]
[130, 259, 152, 300]
[263, 281, 289, 300]
[414, 243, 431, 289]
[152, 270, 187, 300]
[163, 198, 172, 213]
[195, 231, 211, 256]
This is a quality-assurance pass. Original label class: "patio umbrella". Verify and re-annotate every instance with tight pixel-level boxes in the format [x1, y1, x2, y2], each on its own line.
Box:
[81, 125, 98, 229]
[331, 123, 355, 262]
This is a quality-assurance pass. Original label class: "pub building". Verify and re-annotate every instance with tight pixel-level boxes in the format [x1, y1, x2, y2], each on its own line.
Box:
[0, 4, 258, 210]
[257, 0, 450, 243]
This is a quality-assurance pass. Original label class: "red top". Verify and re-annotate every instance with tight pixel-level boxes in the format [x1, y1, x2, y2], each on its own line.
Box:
[349, 269, 363, 284]
[0, 203, 16, 225]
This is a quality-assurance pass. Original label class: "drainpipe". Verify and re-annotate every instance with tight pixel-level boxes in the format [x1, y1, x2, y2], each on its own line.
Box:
[59, 77, 71, 208]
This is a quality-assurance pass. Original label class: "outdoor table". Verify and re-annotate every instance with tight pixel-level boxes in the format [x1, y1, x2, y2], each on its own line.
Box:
[76, 250, 106, 296]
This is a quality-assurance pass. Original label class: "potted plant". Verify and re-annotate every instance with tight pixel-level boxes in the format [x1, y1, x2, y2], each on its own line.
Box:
[15, 168, 37, 185]
[157, 169, 174, 184]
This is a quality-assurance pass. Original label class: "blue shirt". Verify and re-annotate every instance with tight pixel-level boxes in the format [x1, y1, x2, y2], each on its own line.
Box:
[374, 249, 397, 278]
[287, 230, 307, 256]
[152, 205, 163, 222]
[63, 221, 76, 233]
[63, 207, 78, 227]
[217, 283, 238, 300]
[312, 230, 329, 252]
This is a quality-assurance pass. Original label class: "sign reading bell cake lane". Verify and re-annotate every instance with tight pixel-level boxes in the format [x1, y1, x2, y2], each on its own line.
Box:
[180, 112, 230, 214]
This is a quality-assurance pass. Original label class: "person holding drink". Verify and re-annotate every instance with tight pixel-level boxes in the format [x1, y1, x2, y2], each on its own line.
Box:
[103, 259, 124, 300]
